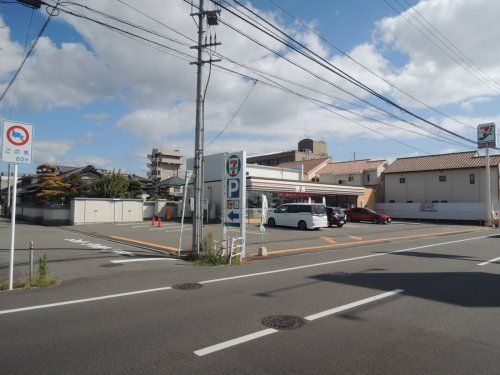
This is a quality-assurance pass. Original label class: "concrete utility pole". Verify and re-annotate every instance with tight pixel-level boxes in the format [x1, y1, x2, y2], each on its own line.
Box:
[485, 147, 492, 226]
[191, 0, 220, 253]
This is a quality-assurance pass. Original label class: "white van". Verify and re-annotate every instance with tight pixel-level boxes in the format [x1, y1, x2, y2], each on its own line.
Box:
[267, 203, 328, 230]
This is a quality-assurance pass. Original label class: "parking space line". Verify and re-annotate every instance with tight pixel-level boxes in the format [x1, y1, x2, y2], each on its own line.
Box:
[305, 289, 404, 321]
[194, 328, 277, 356]
[110, 236, 178, 252]
[477, 256, 500, 266]
[261, 229, 486, 256]
[110, 258, 176, 264]
[321, 236, 337, 244]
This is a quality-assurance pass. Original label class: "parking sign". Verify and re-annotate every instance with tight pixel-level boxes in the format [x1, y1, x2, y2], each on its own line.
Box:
[2, 120, 34, 164]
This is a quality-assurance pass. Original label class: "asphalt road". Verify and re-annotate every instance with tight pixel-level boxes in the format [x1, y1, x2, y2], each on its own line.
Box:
[0, 220, 499, 374]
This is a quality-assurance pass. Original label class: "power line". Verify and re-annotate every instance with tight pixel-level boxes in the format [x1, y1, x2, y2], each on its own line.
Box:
[266, 0, 476, 130]
[9, 6, 34, 119]
[385, 0, 500, 95]
[206, 79, 257, 146]
[203, 0, 477, 145]
[0, 1, 60, 105]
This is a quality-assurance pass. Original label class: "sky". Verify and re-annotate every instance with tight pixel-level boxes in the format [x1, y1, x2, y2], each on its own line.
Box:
[1, 0, 499, 177]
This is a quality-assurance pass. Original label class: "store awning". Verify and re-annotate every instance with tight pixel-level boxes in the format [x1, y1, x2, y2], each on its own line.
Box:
[247, 177, 364, 196]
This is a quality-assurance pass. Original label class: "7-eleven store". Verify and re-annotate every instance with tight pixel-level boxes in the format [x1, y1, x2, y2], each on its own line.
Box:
[189, 153, 365, 222]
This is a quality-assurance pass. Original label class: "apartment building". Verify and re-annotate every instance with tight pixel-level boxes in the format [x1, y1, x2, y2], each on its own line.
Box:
[147, 148, 183, 180]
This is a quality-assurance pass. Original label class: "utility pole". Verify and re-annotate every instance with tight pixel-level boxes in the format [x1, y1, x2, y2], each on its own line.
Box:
[485, 147, 492, 226]
[190, 0, 220, 253]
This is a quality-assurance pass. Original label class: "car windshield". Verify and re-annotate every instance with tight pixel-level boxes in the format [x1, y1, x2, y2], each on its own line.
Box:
[312, 205, 326, 215]
[365, 208, 377, 214]
[334, 208, 344, 215]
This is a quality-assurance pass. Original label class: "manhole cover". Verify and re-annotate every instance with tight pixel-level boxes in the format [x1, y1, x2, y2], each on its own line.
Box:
[261, 315, 305, 330]
[331, 272, 351, 277]
[172, 283, 203, 290]
[100, 263, 123, 268]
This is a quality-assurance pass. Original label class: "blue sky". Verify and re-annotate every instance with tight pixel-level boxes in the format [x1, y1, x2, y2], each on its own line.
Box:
[1, 0, 499, 176]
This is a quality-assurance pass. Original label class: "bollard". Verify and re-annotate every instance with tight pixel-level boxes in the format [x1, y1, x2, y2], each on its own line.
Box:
[29, 240, 34, 284]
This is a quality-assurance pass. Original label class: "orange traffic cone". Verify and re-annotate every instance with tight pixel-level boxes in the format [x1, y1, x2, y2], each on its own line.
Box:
[152, 216, 157, 226]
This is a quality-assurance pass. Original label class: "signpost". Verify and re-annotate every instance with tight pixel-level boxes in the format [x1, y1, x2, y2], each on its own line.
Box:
[2, 120, 34, 290]
[222, 151, 246, 257]
[477, 123, 496, 226]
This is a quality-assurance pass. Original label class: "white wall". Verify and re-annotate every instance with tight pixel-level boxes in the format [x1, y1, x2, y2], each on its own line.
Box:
[71, 198, 143, 224]
[376, 202, 487, 221]
[247, 164, 301, 180]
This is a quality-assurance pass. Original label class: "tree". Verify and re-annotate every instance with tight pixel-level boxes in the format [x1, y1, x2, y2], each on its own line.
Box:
[90, 172, 129, 198]
[127, 179, 143, 199]
[61, 172, 90, 198]
[35, 164, 72, 204]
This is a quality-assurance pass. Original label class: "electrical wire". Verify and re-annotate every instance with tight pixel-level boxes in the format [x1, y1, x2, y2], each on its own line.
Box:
[0, 1, 60, 105]
[9, 6, 34, 119]
[267, 0, 480, 130]
[385, 0, 500, 95]
[206, 79, 257, 146]
[207, 0, 477, 145]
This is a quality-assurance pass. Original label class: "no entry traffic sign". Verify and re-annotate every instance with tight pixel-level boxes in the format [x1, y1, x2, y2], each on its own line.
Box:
[2, 120, 34, 164]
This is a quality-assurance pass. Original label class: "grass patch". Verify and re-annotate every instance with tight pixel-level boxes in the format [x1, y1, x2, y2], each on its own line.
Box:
[188, 232, 229, 266]
[0, 254, 58, 291]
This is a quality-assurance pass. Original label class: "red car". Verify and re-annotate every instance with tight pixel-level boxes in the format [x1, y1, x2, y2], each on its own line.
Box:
[344, 207, 391, 224]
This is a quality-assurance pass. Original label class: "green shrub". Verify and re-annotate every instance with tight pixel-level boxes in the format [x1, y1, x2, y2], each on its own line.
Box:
[192, 232, 228, 266]
[32, 254, 58, 288]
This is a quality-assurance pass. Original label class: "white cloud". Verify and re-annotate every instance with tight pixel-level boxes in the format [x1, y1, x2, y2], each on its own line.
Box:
[34, 139, 74, 164]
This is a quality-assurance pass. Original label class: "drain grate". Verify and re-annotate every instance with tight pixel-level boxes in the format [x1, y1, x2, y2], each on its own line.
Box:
[261, 315, 305, 330]
[100, 263, 123, 268]
[331, 272, 351, 277]
[172, 283, 203, 290]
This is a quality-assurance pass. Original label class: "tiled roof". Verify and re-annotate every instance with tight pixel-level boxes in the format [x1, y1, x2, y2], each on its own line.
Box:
[383, 151, 500, 174]
[318, 159, 387, 175]
[277, 157, 330, 173]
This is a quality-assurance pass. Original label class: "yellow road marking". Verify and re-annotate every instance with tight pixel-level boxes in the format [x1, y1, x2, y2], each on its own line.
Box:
[111, 236, 178, 253]
[256, 229, 486, 257]
[349, 236, 363, 241]
[321, 236, 338, 244]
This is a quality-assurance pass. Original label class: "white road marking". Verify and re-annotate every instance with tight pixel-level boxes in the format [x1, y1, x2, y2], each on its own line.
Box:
[201, 235, 491, 285]
[194, 328, 277, 357]
[0, 287, 173, 316]
[0, 234, 490, 316]
[110, 258, 176, 264]
[195, 290, 403, 356]
[116, 222, 145, 226]
[478, 256, 500, 266]
[64, 239, 134, 256]
[305, 289, 404, 321]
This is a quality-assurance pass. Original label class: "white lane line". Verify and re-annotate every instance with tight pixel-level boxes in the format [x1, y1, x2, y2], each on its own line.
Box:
[201, 235, 491, 285]
[0, 234, 490, 316]
[478, 256, 500, 266]
[110, 258, 176, 264]
[195, 290, 403, 356]
[0, 287, 172, 316]
[305, 289, 404, 321]
[194, 328, 277, 357]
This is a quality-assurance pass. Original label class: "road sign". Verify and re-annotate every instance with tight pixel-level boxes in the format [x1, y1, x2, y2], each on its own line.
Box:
[477, 122, 496, 149]
[2, 120, 34, 164]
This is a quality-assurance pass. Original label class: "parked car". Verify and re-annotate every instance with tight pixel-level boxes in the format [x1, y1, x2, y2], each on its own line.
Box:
[267, 203, 328, 230]
[326, 207, 346, 228]
[344, 207, 391, 224]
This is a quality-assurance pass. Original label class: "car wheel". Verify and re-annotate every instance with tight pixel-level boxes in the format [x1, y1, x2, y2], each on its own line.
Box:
[371, 217, 379, 224]
[298, 220, 307, 231]
[267, 218, 275, 227]
[337, 223, 344, 228]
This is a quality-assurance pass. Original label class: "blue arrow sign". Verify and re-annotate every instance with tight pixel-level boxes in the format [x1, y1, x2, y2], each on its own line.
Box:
[227, 211, 239, 221]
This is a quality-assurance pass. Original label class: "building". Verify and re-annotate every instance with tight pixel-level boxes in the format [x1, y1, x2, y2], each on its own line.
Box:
[186, 152, 364, 221]
[378, 151, 500, 221]
[147, 148, 183, 180]
[247, 138, 329, 166]
[317, 159, 388, 208]
[277, 157, 331, 181]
